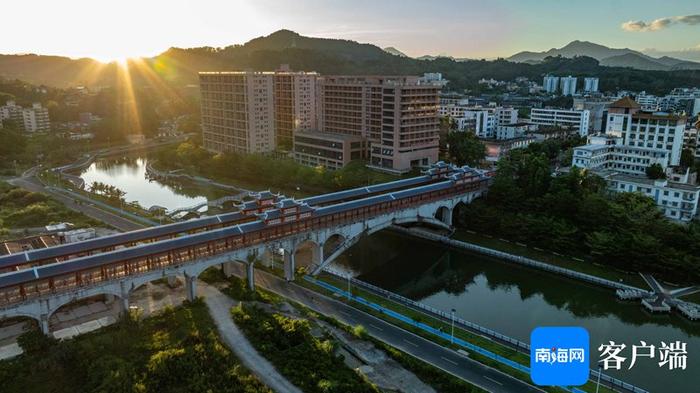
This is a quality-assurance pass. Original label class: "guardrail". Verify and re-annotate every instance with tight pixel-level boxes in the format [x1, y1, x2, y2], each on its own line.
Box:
[392, 226, 651, 294]
[317, 269, 649, 393]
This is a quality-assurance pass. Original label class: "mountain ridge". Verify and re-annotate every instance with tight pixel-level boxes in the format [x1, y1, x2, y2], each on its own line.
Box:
[508, 40, 700, 71]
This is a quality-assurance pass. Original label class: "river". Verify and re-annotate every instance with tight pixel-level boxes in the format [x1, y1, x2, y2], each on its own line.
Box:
[79, 155, 225, 212]
[333, 230, 699, 393]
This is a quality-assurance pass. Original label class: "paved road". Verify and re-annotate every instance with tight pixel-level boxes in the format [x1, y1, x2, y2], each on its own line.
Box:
[199, 283, 302, 393]
[223, 264, 545, 393]
[8, 170, 145, 232]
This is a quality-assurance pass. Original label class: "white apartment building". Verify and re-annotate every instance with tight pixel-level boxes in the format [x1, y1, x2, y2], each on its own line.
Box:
[22, 103, 51, 132]
[530, 108, 590, 136]
[495, 122, 530, 140]
[455, 109, 495, 138]
[543, 76, 559, 93]
[559, 76, 577, 96]
[573, 97, 698, 222]
[494, 107, 518, 127]
[635, 92, 659, 111]
[607, 175, 699, 222]
[605, 97, 685, 165]
[0, 101, 50, 132]
[573, 135, 670, 176]
[583, 77, 599, 93]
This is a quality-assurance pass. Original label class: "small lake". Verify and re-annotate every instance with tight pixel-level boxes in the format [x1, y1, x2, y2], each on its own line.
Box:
[79, 156, 225, 212]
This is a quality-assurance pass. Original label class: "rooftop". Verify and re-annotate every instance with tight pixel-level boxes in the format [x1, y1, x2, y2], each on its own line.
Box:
[610, 96, 641, 110]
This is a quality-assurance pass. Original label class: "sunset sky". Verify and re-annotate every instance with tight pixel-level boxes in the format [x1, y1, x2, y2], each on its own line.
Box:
[2, 0, 699, 62]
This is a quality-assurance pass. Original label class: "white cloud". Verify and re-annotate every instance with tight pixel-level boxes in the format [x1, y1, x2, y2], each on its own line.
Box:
[622, 14, 700, 32]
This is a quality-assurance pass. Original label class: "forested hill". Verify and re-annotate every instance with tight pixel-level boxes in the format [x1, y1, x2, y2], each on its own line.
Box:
[1, 30, 699, 94]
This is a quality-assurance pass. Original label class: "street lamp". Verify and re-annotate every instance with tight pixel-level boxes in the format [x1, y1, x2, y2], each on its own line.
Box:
[595, 365, 602, 393]
[450, 308, 456, 344]
[347, 273, 352, 300]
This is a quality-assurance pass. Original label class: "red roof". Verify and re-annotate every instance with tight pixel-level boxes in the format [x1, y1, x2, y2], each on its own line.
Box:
[609, 96, 641, 109]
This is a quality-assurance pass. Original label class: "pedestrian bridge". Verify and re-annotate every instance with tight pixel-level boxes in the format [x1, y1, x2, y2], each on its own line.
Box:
[0, 163, 492, 334]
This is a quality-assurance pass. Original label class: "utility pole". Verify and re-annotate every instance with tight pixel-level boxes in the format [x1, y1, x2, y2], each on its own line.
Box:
[450, 308, 456, 344]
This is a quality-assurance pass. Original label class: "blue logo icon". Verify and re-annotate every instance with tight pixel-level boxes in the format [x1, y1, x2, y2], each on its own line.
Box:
[530, 326, 590, 386]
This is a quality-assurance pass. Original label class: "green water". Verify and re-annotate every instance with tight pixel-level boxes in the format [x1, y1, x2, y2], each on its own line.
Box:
[334, 230, 699, 393]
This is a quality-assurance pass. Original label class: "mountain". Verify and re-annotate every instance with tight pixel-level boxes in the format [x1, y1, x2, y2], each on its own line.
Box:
[383, 47, 408, 57]
[599, 53, 668, 71]
[1, 30, 700, 94]
[508, 40, 700, 71]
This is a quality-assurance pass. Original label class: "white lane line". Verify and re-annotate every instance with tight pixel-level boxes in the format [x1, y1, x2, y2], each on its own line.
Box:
[440, 356, 458, 365]
[403, 339, 419, 347]
[339, 310, 351, 316]
[483, 376, 504, 386]
[369, 323, 383, 331]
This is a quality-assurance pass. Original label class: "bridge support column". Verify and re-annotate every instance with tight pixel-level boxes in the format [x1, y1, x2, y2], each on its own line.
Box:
[442, 207, 453, 227]
[119, 281, 130, 316]
[185, 274, 197, 301]
[222, 261, 236, 278]
[39, 315, 50, 335]
[167, 275, 178, 287]
[284, 250, 295, 282]
[246, 262, 255, 291]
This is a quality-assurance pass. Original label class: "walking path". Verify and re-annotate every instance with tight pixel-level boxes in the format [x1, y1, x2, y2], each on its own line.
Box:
[199, 283, 302, 393]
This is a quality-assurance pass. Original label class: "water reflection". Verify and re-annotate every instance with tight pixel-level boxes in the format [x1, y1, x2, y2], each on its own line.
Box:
[79, 156, 225, 211]
[334, 230, 699, 393]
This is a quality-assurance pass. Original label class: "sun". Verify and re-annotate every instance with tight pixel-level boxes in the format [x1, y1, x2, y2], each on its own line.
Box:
[93, 53, 134, 65]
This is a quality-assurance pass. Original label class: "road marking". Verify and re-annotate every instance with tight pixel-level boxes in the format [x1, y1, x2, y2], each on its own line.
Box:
[369, 323, 383, 331]
[339, 310, 351, 316]
[441, 356, 458, 365]
[483, 376, 504, 386]
[403, 339, 419, 347]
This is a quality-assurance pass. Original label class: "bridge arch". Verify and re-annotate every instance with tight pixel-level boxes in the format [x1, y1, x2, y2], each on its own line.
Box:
[293, 240, 322, 272]
[312, 214, 452, 275]
[434, 205, 452, 226]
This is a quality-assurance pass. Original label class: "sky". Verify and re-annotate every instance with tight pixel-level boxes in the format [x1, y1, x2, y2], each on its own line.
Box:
[1, 0, 699, 62]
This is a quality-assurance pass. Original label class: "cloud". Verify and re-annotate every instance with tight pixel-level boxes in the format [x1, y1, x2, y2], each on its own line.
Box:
[621, 14, 700, 32]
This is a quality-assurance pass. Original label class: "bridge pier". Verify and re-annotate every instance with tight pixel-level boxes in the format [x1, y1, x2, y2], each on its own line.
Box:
[40, 315, 50, 335]
[185, 274, 197, 301]
[246, 262, 255, 291]
[441, 207, 453, 226]
[284, 250, 295, 281]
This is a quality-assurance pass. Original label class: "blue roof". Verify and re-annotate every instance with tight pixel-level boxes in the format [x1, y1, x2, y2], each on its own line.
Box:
[0, 211, 247, 270]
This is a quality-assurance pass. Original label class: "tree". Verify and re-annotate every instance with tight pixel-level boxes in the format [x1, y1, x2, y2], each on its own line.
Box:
[645, 163, 666, 180]
[680, 148, 695, 169]
[446, 131, 485, 166]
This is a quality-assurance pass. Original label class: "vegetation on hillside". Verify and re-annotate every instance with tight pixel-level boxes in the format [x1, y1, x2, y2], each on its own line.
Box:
[0, 300, 271, 393]
[232, 303, 379, 393]
[0, 181, 99, 236]
[2, 31, 699, 94]
[456, 147, 700, 283]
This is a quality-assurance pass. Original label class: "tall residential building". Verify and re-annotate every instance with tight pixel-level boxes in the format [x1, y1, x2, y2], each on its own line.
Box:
[494, 106, 518, 126]
[318, 75, 440, 173]
[0, 101, 50, 132]
[559, 76, 577, 96]
[583, 77, 599, 93]
[529, 108, 590, 136]
[199, 70, 318, 154]
[543, 75, 559, 93]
